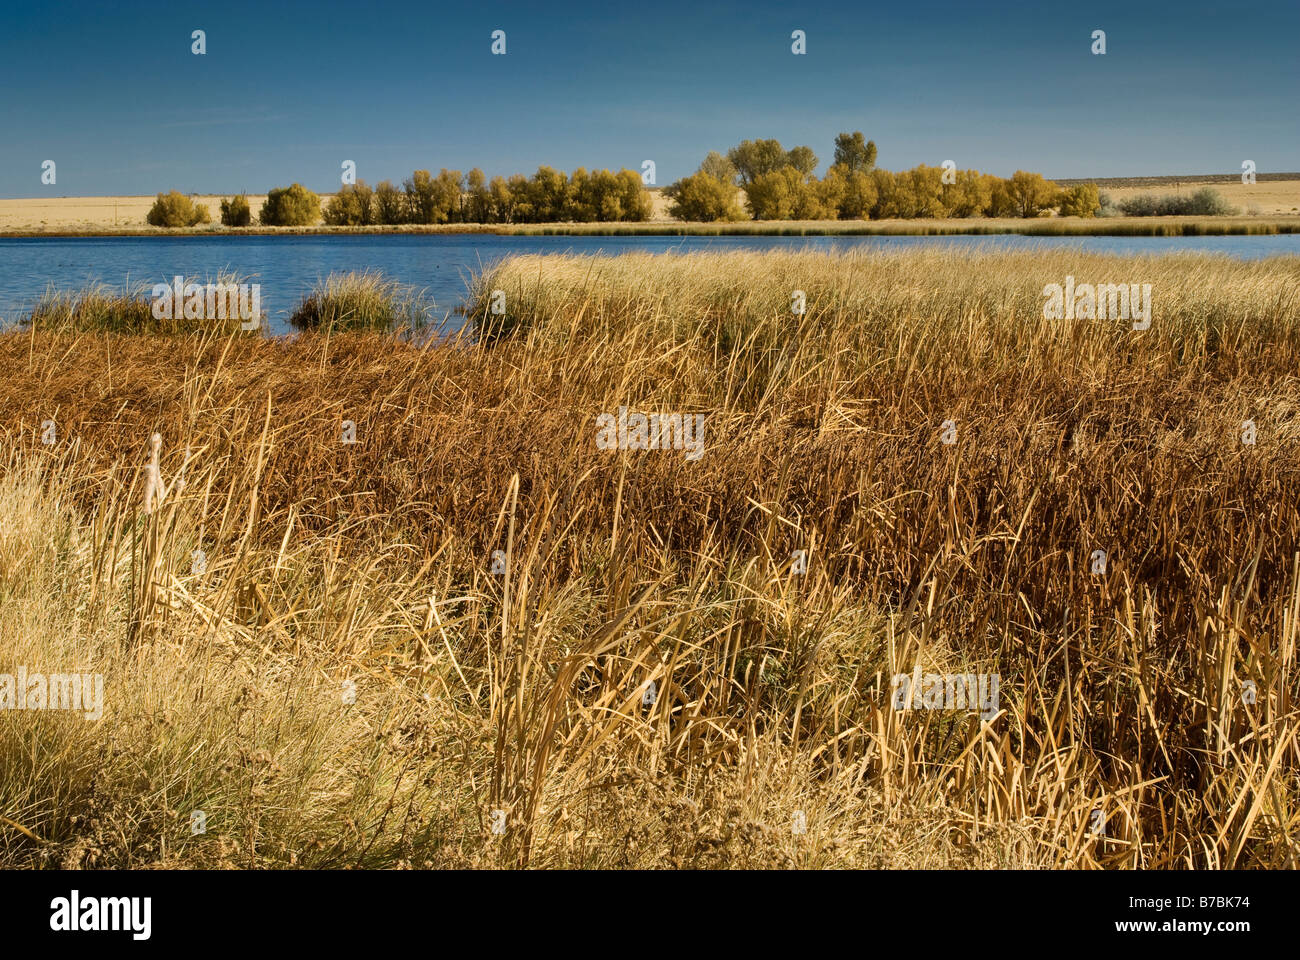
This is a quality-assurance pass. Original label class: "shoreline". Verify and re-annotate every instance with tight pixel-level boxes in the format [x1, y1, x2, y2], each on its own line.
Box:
[2, 215, 1298, 239]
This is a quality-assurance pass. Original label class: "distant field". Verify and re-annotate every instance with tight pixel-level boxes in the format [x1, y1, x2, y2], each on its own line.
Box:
[0, 195, 272, 230]
[1054, 174, 1300, 216]
[1054, 172, 1300, 188]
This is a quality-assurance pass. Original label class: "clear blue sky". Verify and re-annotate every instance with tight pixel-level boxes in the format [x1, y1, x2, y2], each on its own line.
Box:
[1, 0, 1295, 197]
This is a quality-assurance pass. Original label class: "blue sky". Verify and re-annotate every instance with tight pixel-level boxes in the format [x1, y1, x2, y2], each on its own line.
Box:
[1, 0, 1295, 196]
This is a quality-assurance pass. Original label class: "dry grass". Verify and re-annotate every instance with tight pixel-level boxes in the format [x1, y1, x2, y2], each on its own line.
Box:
[1097, 180, 1300, 217]
[288, 271, 436, 333]
[1, 248, 1299, 869]
[26, 273, 263, 336]
[0, 196, 271, 231]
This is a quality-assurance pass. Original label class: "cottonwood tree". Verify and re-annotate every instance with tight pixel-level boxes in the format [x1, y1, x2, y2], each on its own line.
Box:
[940, 169, 992, 218]
[727, 139, 790, 185]
[466, 168, 491, 222]
[697, 151, 737, 184]
[786, 145, 818, 176]
[528, 166, 570, 221]
[403, 170, 438, 223]
[430, 169, 463, 223]
[324, 181, 376, 225]
[823, 165, 877, 219]
[489, 175, 514, 222]
[1007, 170, 1058, 218]
[882, 165, 945, 218]
[833, 132, 877, 173]
[665, 171, 746, 221]
[745, 167, 833, 219]
[374, 180, 405, 224]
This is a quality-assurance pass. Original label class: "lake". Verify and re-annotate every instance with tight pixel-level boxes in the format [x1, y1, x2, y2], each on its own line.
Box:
[2, 233, 1297, 335]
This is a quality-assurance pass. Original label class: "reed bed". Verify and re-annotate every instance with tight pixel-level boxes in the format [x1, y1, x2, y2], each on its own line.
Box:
[1, 248, 1298, 869]
[25, 272, 263, 335]
[288, 271, 435, 333]
[497, 217, 1300, 237]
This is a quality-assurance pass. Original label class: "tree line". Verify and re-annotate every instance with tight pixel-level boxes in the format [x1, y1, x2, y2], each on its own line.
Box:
[145, 136, 1234, 227]
[665, 132, 1102, 221]
[146, 166, 655, 228]
[324, 166, 652, 226]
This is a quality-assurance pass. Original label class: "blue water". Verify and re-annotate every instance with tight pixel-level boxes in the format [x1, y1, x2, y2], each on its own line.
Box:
[1, 233, 1296, 335]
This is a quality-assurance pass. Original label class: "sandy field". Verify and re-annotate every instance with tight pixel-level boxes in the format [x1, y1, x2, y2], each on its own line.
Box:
[0, 195, 271, 230]
[1097, 179, 1300, 216]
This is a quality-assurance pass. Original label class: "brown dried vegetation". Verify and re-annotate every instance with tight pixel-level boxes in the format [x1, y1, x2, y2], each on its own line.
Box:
[1, 248, 1298, 868]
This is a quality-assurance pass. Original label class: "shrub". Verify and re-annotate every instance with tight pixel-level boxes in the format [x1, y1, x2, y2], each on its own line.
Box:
[1118, 194, 1159, 216]
[219, 194, 252, 227]
[1117, 189, 1235, 217]
[1057, 183, 1100, 218]
[260, 183, 320, 226]
[146, 191, 210, 228]
[1187, 187, 1236, 216]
